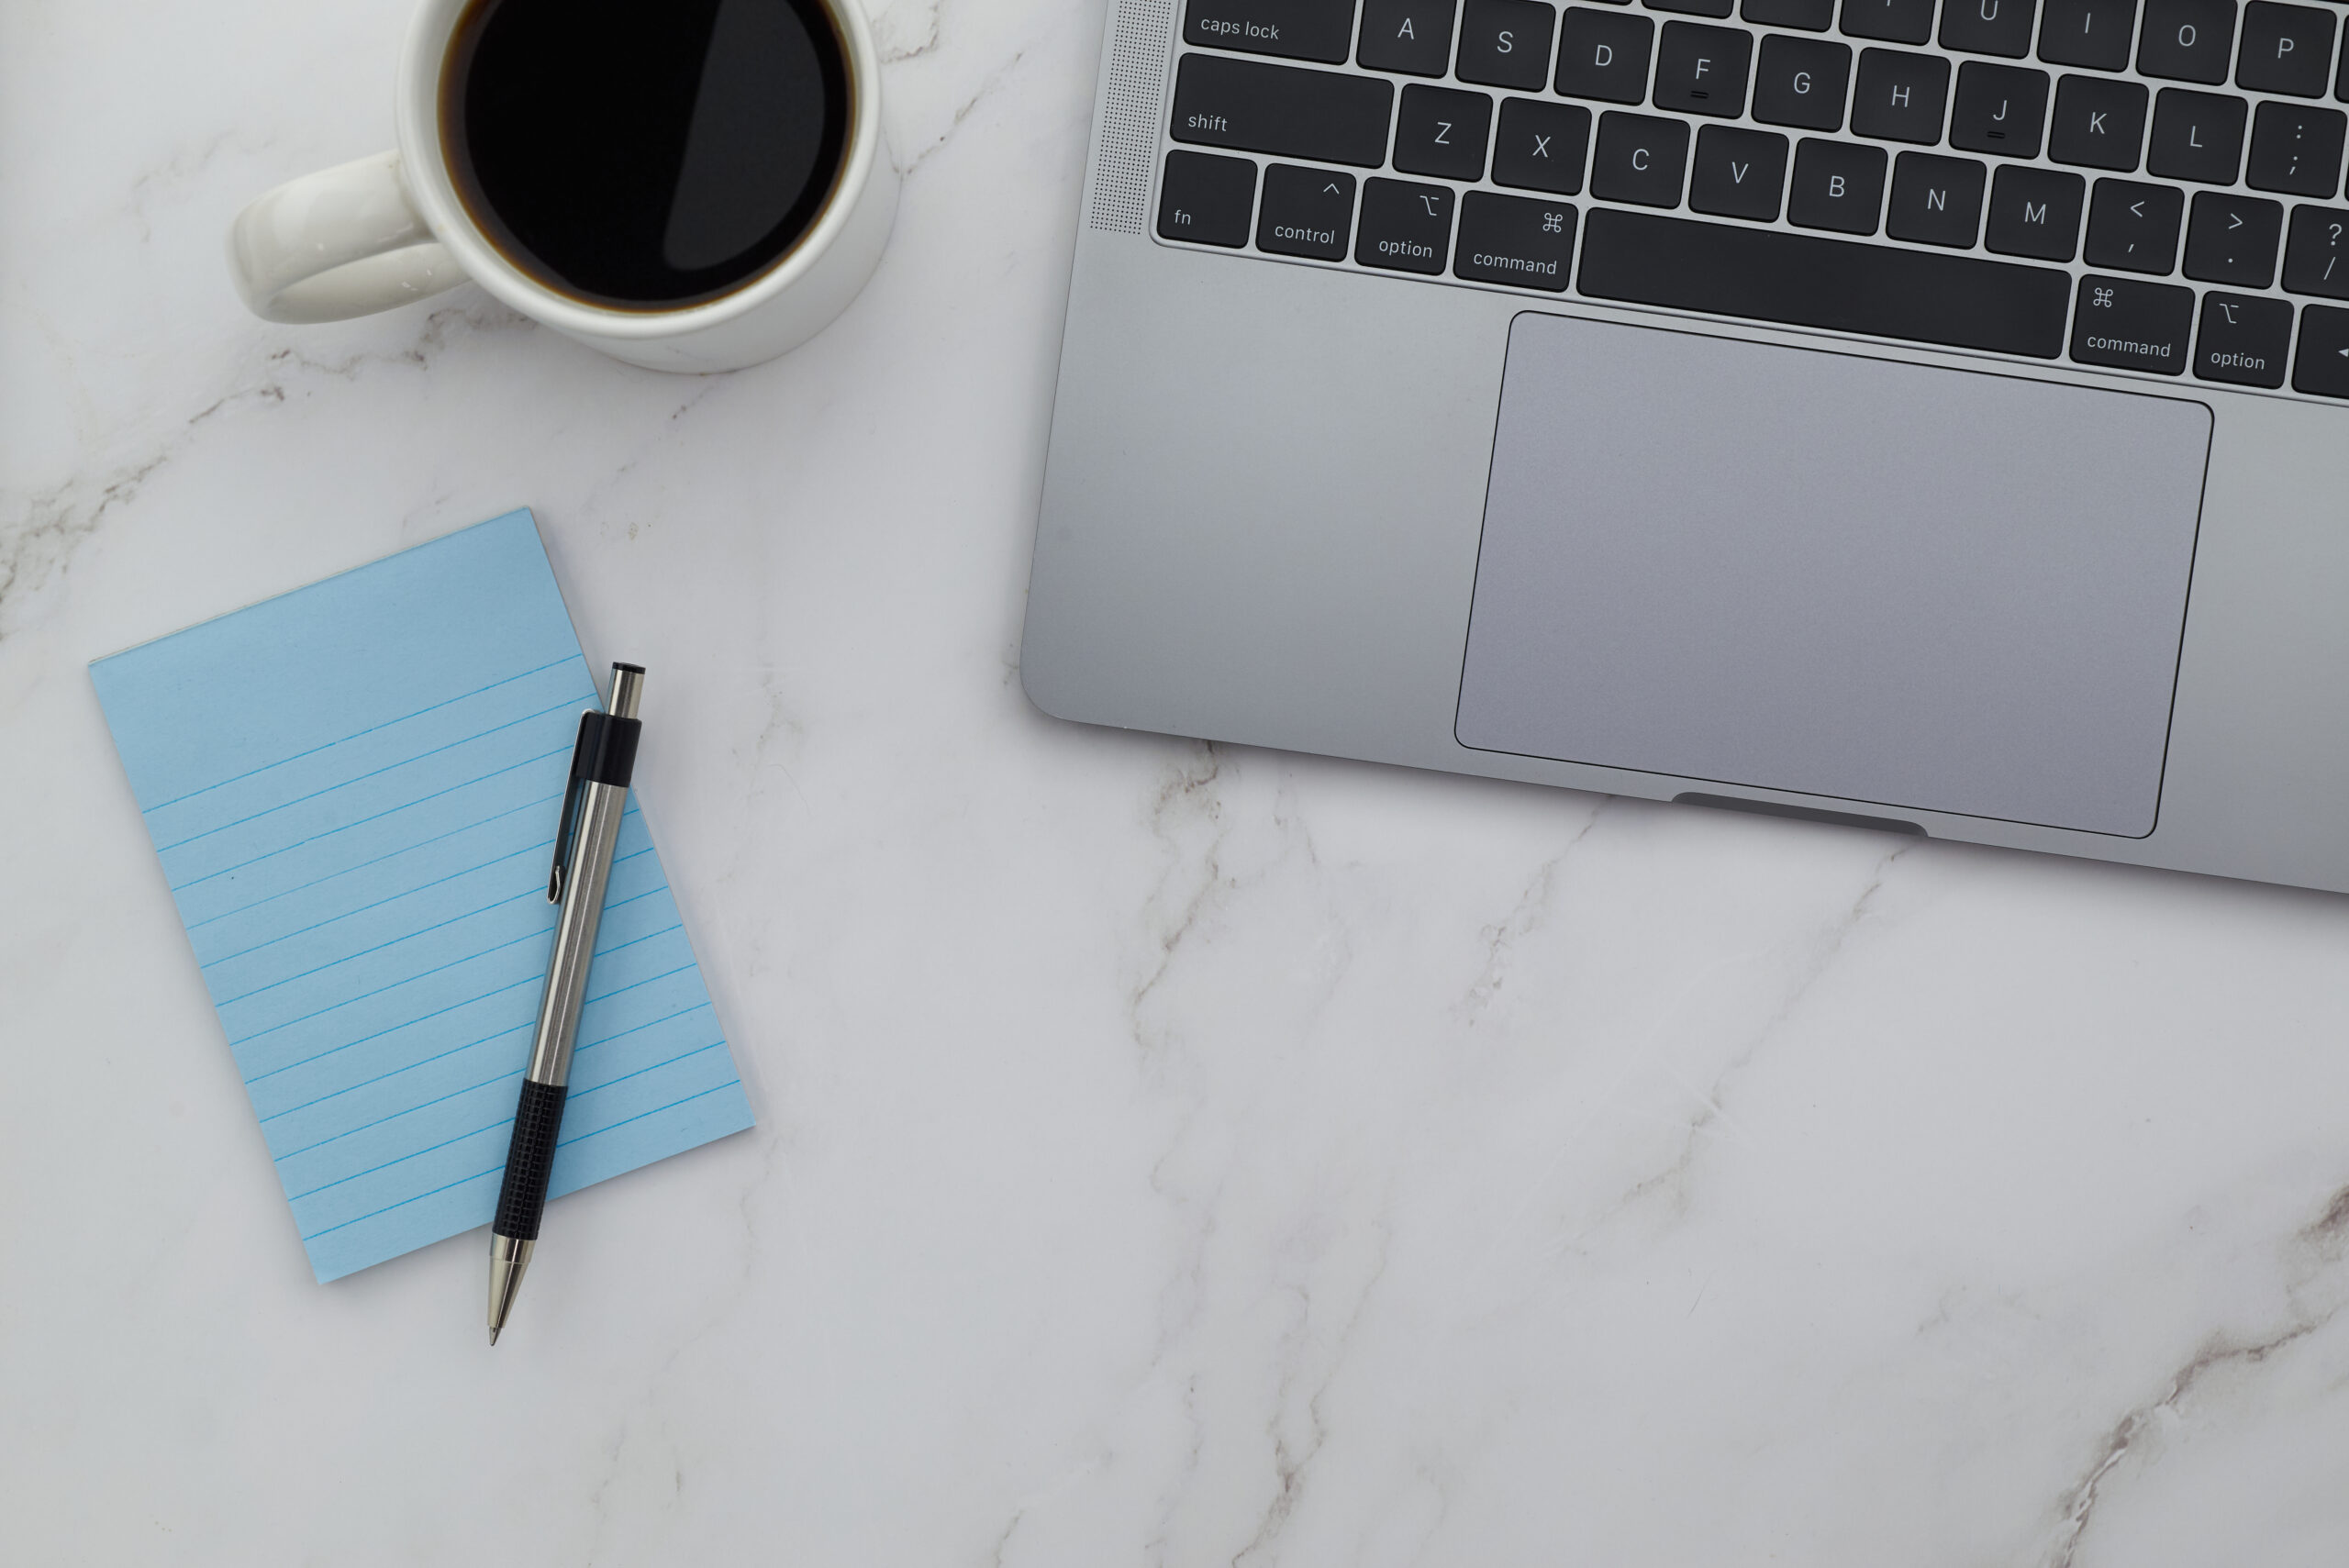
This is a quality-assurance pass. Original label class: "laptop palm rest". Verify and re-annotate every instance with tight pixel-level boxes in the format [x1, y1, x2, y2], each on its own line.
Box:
[1456, 314, 2213, 837]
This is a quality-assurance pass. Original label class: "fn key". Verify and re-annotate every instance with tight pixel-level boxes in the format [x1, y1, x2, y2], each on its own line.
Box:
[1158, 152, 1256, 247]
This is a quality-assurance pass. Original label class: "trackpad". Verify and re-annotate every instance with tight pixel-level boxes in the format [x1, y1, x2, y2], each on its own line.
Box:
[1455, 315, 2212, 836]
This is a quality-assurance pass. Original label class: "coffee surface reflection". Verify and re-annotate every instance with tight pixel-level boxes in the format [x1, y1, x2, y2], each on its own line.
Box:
[443, 0, 851, 308]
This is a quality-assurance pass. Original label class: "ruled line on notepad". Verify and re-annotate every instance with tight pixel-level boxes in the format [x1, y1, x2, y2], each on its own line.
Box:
[184, 793, 565, 933]
[171, 744, 578, 892]
[203, 839, 557, 966]
[298, 1078, 743, 1241]
[256, 996, 711, 1127]
[279, 1039, 729, 1194]
[139, 654, 580, 815]
[151, 692, 593, 853]
[210, 851, 656, 1008]
[238, 934, 690, 1083]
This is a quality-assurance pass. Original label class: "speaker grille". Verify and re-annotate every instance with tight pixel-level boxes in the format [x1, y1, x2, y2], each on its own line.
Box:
[1088, 0, 1175, 234]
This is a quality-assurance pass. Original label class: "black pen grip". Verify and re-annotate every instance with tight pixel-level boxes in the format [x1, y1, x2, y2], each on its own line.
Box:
[492, 1080, 568, 1240]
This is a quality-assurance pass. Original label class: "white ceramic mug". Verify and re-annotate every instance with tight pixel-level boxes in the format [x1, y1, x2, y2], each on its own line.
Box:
[227, 0, 895, 373]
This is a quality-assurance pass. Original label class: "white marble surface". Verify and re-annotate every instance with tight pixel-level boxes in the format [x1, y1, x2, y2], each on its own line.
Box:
[6, 0, 2349, 1561]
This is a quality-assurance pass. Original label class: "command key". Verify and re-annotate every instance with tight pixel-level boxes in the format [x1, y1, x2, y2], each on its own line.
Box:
[2069, 274, 2194, 376]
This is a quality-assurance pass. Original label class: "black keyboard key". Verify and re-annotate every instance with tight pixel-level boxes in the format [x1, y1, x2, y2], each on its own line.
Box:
[1941, 0, 2038, 58]
[1841, 0, 1936, 45]
[2284, 205, 2349, 297]
[1455, 191, 1578, 287]
[2071, 273, 2194, 372]
[1592, 111, 1694, 203]
[1158, 151, 1258, 246]
[2184, 191, 2284, 285]
[1789, 137, 1890, 229]
[1172, 55, 1396, 166]
[1987, 164, 2087, 256]
[1356, 177, 1454, 271]
[2246, 103, 2347, 197]
[2086, 177, 2185, 270]
[2195, 292, 2293, 384]
[2295, 305, 2349, 395]
[1654, 22, 1754, 115]
[1557, 9, 1658, 103]
[2236, 3, 2335, 97]
[2136, 0, 2233, 83]
[1395, 84, 1497, 179]
[1952, 62, 2051, 155]
[1754, 36, 1854, 129]
[1186, 0, 1358, 62]
[1690, 125, 1792, 217]
[1888, 150, 1989, 243]
[1257, 163, 1357, 257]
[1575, 207, 2072, 354]
[1744, 0, 1835, 28]
[1459, 0, 1559, 88]
[2049, 74, 2147, 168]
[1493, 98, 1595, 193]
[2147, 88, 2245, 183]
[2037, 0, 2137, 70]
[1358, 0, 1460, 74]
[1646, 0, 1738, 16]
[1852, 49, 1953, 142]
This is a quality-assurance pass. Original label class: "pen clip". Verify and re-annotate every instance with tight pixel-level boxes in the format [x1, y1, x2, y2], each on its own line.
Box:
[548, 710, 607, 904]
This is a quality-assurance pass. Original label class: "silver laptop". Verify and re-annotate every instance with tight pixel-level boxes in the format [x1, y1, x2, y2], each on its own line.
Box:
[1022, 0, 2349, 893]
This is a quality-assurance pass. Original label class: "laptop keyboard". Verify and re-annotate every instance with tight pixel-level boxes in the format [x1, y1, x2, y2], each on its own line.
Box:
[1153, 0, 2349, 398]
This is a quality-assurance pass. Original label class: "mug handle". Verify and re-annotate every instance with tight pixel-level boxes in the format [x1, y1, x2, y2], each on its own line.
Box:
[228, 150, 466, 323]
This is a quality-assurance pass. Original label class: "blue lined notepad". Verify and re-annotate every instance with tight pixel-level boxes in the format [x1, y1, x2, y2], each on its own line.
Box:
[91, 511, 753, 1282]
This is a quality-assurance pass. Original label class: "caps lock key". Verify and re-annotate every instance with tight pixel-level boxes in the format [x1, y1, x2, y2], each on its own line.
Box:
[1183, 0, 1357, 62]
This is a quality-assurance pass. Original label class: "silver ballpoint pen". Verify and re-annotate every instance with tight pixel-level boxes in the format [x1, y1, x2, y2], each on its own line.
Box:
[488, 662, 645, 1343]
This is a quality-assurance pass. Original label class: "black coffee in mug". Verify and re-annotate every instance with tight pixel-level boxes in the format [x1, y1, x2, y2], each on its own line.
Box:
[441, 0, 851, 309]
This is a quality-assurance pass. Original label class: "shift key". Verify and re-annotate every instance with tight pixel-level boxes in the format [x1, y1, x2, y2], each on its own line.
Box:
[1171, 53, 1395, 168]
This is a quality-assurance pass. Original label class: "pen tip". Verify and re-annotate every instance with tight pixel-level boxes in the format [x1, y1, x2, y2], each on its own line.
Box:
[489, 1327, 500, 1346]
